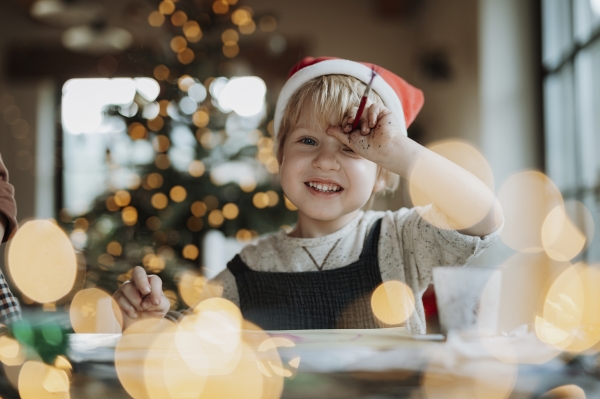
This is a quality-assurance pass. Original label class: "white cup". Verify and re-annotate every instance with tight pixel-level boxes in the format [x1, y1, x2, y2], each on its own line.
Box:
[433, 266, 502, 334]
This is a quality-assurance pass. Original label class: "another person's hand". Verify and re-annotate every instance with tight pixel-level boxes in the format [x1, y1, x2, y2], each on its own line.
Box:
[113, 266, 170, 330]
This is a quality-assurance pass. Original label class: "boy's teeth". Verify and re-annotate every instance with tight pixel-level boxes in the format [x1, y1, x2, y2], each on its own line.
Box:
[308, 182, 341, 192]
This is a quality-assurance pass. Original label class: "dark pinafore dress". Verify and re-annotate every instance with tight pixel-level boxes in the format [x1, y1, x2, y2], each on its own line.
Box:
[226, 218, 385, 330]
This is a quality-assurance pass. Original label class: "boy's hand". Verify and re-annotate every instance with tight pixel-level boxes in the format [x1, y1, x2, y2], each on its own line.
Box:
[113, 266, 170, 330]
[326, 103, 405, 164]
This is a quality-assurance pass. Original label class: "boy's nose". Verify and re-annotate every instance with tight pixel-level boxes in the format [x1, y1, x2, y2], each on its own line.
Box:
[312, 147, 340, 171]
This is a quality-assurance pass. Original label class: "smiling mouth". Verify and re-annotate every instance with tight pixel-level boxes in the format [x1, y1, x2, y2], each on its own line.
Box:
[305, 181, 343, 193]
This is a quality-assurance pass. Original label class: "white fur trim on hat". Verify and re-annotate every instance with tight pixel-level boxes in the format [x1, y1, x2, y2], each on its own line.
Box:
[273, 59, 407, 137]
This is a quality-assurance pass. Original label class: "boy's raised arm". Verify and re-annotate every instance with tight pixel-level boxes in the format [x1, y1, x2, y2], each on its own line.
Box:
[327, 104, 503, 238]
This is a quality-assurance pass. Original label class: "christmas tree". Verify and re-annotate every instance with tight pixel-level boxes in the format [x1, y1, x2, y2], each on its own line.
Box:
[58, 0, 297, 312]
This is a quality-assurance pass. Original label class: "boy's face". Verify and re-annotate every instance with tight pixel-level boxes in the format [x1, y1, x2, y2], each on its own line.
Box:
[279, 112, 379, 225]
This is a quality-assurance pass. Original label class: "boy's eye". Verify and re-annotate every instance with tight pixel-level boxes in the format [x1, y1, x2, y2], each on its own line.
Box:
[342, 146, 355, 153]
[300, 137, 317, 146]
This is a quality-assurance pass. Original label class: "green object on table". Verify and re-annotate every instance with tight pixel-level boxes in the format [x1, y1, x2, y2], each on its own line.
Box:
[10, 319, 71, 364]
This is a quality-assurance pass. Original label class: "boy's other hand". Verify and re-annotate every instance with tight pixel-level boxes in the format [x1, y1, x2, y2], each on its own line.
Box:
[326, 103, 405, 164]
[113, 266, 170, 330]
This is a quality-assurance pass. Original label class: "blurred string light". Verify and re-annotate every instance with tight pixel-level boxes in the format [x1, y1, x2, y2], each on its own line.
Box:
[259, 16, 277, 32]
[7, 220, 77, 304]
[61, 24, 133, 55]
[30, 0, 103, 27]
[62, 78, 159, 134]
[183, 21, 203, 42]
[210, 76, 266, 117]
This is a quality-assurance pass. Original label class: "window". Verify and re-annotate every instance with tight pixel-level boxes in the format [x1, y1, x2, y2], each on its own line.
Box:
[542, 0, 600, 261]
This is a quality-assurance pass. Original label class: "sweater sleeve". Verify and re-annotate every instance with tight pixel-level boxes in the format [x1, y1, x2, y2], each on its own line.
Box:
[389, 205, 502, 289]
[0, 153, 18, 243]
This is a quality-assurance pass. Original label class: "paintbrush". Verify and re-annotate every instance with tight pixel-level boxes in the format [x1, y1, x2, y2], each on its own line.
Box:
[351, 67, 377, 131]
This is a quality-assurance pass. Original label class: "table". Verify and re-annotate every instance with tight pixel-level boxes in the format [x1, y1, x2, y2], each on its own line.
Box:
[58, 328, 600, 399]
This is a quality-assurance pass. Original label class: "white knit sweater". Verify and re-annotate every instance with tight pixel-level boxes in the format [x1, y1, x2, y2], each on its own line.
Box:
[213, 206, 502, 334]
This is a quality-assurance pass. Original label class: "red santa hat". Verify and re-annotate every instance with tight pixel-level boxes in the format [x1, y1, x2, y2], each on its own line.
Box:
[274, 56, 424, 137]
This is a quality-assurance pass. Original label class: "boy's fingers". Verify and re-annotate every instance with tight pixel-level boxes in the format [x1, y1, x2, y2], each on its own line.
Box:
[368, 104, 379, 128]
[131, 266, 151, 296]
[326, 126, 354, 145]
[361, 118, 370, 135]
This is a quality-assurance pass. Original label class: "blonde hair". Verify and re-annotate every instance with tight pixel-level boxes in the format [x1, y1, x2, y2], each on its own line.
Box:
[276, 75, 400, 195]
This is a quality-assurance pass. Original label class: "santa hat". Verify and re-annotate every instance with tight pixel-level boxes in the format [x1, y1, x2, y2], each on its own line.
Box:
[274, 56, 424, 137]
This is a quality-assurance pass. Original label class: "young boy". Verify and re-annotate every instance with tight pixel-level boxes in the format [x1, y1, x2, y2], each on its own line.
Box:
[0, 153, 22, 324]
[114, 57, 503, 333]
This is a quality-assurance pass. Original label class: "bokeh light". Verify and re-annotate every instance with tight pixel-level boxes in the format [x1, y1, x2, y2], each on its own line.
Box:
[183, 21, 202, 42]
[231, 8, 251, 25]
[212, 0, 229, 14]
[70, 288, 123, 333]
[193, 109, 210, 128]
[222, 203, 239, 219]
[188, 160, 206, 177]
[153, 65, 169, 81]
[239, 20, 256, 35]
[187, 216, 204, 232]
[539, 384, 586, 399]
[498, 171, 564, 252]
[135, 78, 161, 102]
[122, 206, 138, 226]
[178, 270, 207, 307]
[284, 195, 297, 211]
[107, 241, 122, 256]
[170, 36, 187, 53]
[0, 336, 26, 366]
[536, 262, 600, 353]
[409, 140, 495, 231]
[114, 190, 131, 207]
[191, 201, 207, 217]
[158, 0, 175, 15]
[182, 244, 199, 260]
[259, 16, 277, 32]
[145, 172, 164, 189]
[236, 229, 252, 242]
[148, 11, 165, 27]
[170, 185, 187, 202]
[151, 193, 169, 209]
[208, 210, 224, 227]
[18, 360, 70, 399]
[541, 200, 594, 261]
[253, 192, 269, 209]
[115, 319, 175, 399]
[222, 43, 240, 58]
[178, 48, 195, 65]
[170, 10, 187, 26]
[218, 77, 266, 116]
[478, 251, 568, 363]
[7, 220, 77, 303]
[222, 29, 239, 45]
[371, 280, 415, 325]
